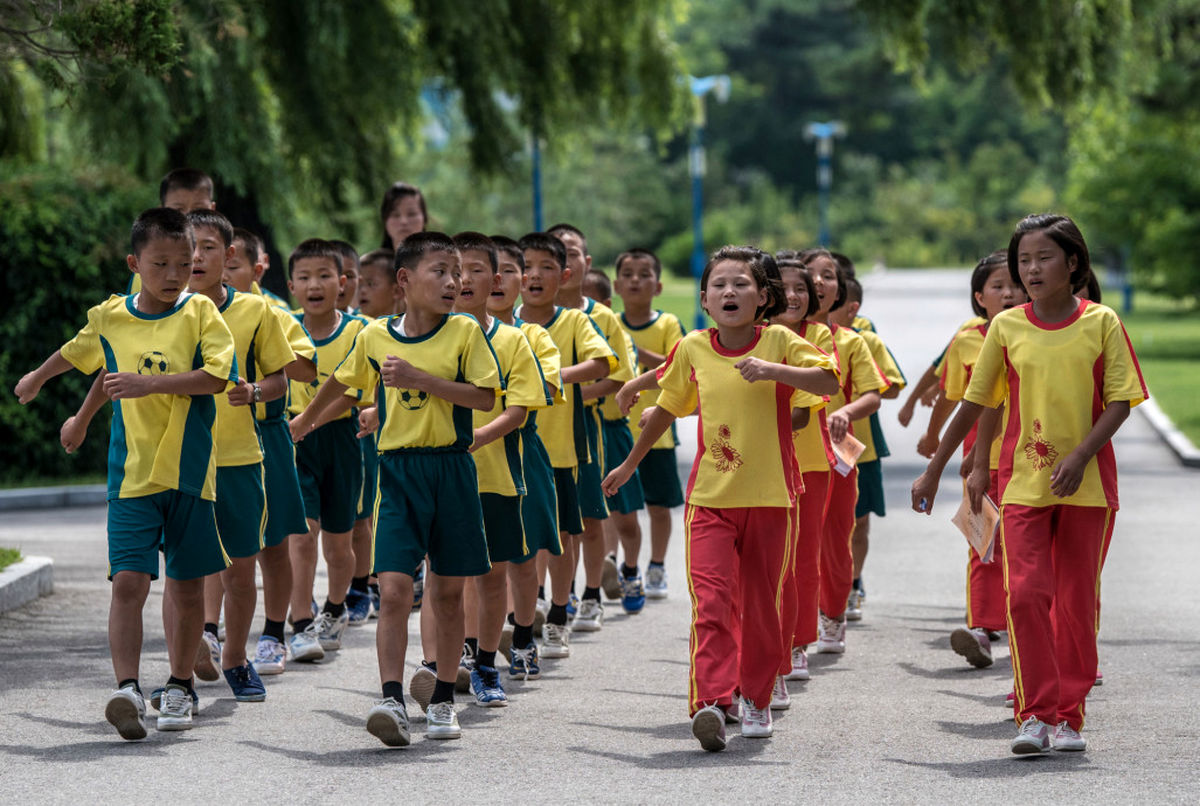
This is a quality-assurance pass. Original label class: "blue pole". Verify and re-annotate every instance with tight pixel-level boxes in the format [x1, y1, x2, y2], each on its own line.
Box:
[817, 147, 832, 248]
[532, 134, 544, 231]
[690, 129, 707, 331]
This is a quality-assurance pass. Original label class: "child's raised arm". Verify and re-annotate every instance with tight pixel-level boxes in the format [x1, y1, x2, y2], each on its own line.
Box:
[381, 354, 495, 411]
[735, 358, 839, 396]
[102, 368, 226, 399]
[559, 356, 610, 385]
[14, 351, 75, 404]
[615, 368, 659, 415]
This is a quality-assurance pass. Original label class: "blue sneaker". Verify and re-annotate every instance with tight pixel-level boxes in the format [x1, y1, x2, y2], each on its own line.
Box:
[223, 662, 267, 702]
[508, 642, 541, 680]
[412, 564, 425, 610]
[620, 571, 646, 614]
[566, 592, 579, 621]
[369, 585, 381, 619]
[346, 588, 371, 626]
[470, 664, 508, 707]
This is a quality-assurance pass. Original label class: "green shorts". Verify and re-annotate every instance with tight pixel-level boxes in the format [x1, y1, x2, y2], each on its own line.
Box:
[259, 417, 309, 546]
[638, 447, 685, 509]
[520, 425, 562, 557]
[295, 417, 362, 534]
[554, 466, 584, 537]
[358, 430, 379, 521]
[373, 449, 490, 577]
[601, 417, 644, 515]
[107, 490, 229, 581]
[482, 493, 530, 564]
[855, 459, 886, 518]
[577, 406, 609, 520]
[215, 463, 266, 559]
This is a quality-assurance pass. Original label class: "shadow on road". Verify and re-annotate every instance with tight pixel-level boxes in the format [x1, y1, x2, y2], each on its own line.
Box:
[885, 752, 1091, 779]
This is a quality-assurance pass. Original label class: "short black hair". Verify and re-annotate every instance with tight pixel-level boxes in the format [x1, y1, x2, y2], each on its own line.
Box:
[584, 269, 612, 302]
[232, 227, 263, 260]
[159, 168, 214, 204]
[831, 251, 856, 280]
[379, 182, 428, 250]
[615, 247, 662, 279]
[519, 232, 567, 270]
[970, 251, 1009, 317]
[1007, 214, 1092, 291]
[359, 248, 396, 283]
[490, 235, 526, 271]
[800, 247, 846, 310]
[700, 245, 786, 321]
[452, 231, 499, 273]
[288, 238, 343, 277]
[394, 231, 458, 273]
[131, 207, 194, 256]
[777, 258, 819, 319]
[547, 222, 588, 255]
[187, 209, 233, 247]
[844, 277, 863, 306]
[329, 239, 360, 275]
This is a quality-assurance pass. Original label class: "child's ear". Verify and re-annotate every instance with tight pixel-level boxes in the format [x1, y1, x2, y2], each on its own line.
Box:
[655, 280, 663, 296]
[253, 261, 266, 282]
[562, 266, 572, 285]
[225, 245, 236, 263]
[973, 291, 986, 310]
[126, 254, 139, 274]
[396, 267, 409, 289]
[757, 287, 768, 307]
[287, 278, 295, 295]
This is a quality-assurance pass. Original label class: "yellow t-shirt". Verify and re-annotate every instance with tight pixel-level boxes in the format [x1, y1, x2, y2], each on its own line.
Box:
[622, 310, 687, 448]
[852, 315, 875, 333]
[933, 316, 988, 375]
[60, 293, 236, 501]
[214, 288, 295, 466]
[333, 313, 502, 452]
[939, 321, 1002, 470]
[964, 300, 1147, 509]
[288, 311, 368, 419]
[256, 306, 315, 422]
[472, 317, 551, 496]
[581, 298, 636, 414]
[525, 306, 617, 469]
[855, 328, 905, 463]
[656, 325, 835, 508]
[828, 322, 889, 457]
[518, 320, 562, 404]
[789, 321, 836, 473]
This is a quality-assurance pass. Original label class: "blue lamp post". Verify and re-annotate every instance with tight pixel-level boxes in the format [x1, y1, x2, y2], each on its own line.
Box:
[804, 121, 846, 248]
[689, 74, 731, 331]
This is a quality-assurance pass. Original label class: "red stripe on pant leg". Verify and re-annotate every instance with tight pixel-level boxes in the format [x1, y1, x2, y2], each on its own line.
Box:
[1002, 503, 1059, 725]
[967, 470, 1007, 631]
[819, 467, 857, 618]
[737, 506, 791, 709]
[777, 501, 801, 675]
[794, 470, 830, 647]
[685, 504, 740, 715]
[1052, 506, 1111, 730]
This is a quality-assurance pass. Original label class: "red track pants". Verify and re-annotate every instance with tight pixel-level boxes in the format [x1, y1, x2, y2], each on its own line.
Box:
[819, 467, 857, 619]
[685, 503, 790, 715]
[965, 470, 1006, 632]
[780, 470, 832, 662]
[1002, 503, 1114, 730]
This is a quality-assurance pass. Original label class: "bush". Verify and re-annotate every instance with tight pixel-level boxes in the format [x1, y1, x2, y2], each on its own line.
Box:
[0, 163, 150, 484]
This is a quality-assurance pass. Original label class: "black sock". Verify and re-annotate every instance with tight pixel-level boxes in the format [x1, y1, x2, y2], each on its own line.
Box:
[537, 585, 546, 600]
[431, 679, 455, 704]
[351, 575, 370, 593]
[118, 678, 140, 694]
[464, 637, 478, 658]
[852, 577, 862, 592]
[649, 560, 665, 569]
[293, 617, 313, 634]
[570, 579, 577, 595]
[506, 612, 517, 627]
[369, 581, 380, 594]
[548, 603, 568, 626]
[167, 675, 193, 693]
[476, 649, 497, 669]
[583, 586, 601, 602]
[204, 622, 219, 637]
[323, 599, 345, 618]
[513, 623, 533, 649]
[262, 618, 286, 643]
[382, 680, 405, 704]
[621, 564, 638, 578]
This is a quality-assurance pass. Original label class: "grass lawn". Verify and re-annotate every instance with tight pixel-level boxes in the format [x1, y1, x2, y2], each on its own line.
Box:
[0, 548, 21, 572]
[1120, 294, 1200, 446]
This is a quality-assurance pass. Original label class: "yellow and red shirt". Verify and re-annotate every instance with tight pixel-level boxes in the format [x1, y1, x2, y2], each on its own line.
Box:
[855, 328, 905, 462]
[789, 321, 837, 473]
[621, 310, 687, 448]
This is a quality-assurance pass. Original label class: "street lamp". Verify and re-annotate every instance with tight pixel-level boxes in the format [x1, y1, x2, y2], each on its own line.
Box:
[689, 74, 731, 331]
[804, 120, 846, 248]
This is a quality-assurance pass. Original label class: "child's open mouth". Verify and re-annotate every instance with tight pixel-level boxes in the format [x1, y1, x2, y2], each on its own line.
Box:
[722, 302, 739, 312]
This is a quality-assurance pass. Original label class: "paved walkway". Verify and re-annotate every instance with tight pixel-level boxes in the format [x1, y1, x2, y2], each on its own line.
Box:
[1, 269, 1197, 803]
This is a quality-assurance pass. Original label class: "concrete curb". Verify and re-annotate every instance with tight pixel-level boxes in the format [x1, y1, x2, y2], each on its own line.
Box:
[0, 556, 54, 614]
[0, 484, 106, 512]
[1140, 398, 1200, 469]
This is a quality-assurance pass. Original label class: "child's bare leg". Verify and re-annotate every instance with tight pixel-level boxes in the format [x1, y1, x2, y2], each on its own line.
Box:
[610, 510, 642, 568]
[202, 573, 223, 630]
[419, 568, 438, 661]
[110, 571, 151, 682]
[548, 534, 576, 606]
[603, 520, 619, 557]
[475, 563, 509, 655]
[258, 540, 292, 623]
[581, 518, 606, 588]
[320, 530, 353, 606]
[648, 505, 672, 564]
[352, 517, 373, 579]
[376, 571, 415, 685]
[164, 577, 205, 681]
[288, 520, 320, 620]
[219, 555, 257, 669]
[428, 572, 468, 684]
[851, 515, 870, 580]
[508, 559, 539, 628]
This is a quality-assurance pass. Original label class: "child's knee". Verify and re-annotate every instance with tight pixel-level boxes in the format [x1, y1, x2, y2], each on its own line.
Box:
[110, 571, 151, 603]
[320, 531, 353, 561]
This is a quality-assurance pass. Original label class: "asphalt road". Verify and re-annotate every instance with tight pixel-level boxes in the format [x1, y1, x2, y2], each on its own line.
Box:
[1, 269, 1197, 804]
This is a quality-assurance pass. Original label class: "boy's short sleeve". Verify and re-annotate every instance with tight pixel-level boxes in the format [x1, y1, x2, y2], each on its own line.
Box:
[1101, 309, 1148, 407]
[656, 338, 698, 417]
[333, 326, 377, 393]
[524, 324, 562, 403]
[462, 322, 503, 392]
[964, 325, 1008, 409]
[60, 304, 105, 374]
[275, 307, 315, 361]
[198, 297, 238, 387]
[255, 301, 297, 377]
[506, 331, 551, 409]
[574, 314, 618, 372]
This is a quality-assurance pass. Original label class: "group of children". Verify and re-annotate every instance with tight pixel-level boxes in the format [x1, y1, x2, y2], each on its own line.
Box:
[13, 167, 1142, 757]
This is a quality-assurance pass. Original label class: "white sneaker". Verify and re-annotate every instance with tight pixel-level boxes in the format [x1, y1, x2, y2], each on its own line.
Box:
[252, 636, 286, 676]
[105, 684, 146, 741]
[532, 597, 549, 634]
[1011, 716, 1051, 754]
[156, 684, 194, 731]
[573, 599, 604, 632]
[1052, 721, 1087, 752]
[691, 705, 727, 752]
[740, 697, 773, 738]
[770, 675, 790, 710]
[645, 564, 669, 599]
[366, 697, 411, 747]
[194, 630, 221, 682]
[409, 665, 437, 712]
[426, 701, 462, 739]
[816, 612, 846, 654]
[601, 555, 622, 601]
[950, 627, 994, 668]
[785, 646, 810, 681]
[288, 622, 326, 663]
[317, 610, 349, 651]
[541, 623, 571, 658]
[845, 589, 863, 622]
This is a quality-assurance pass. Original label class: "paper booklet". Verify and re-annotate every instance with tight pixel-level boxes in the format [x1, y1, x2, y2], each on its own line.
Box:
[951, 492, 1000, 562]
[832, 433, 866, 477]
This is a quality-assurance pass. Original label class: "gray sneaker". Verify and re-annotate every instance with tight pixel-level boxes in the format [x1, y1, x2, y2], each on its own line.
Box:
[367, 698, 411, 747]
[573, 599, 604, 632]
[541, 623, 571, 658]
[425, 701, 462, 739]
[950, 627, 994, 668]
[317, 610, 349, 651]
[105, 684, 146, 741]
[601, 555, 621, 601]
[645, 565, 669, 599]
[156, 684, 194, 731]
[289, 620, 326, 663]
[1011, 716, 1051, 754]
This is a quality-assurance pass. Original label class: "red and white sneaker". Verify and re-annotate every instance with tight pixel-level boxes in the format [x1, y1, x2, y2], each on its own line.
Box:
[1011, 716, 1051, 755]
[785, 646, 810, 681]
